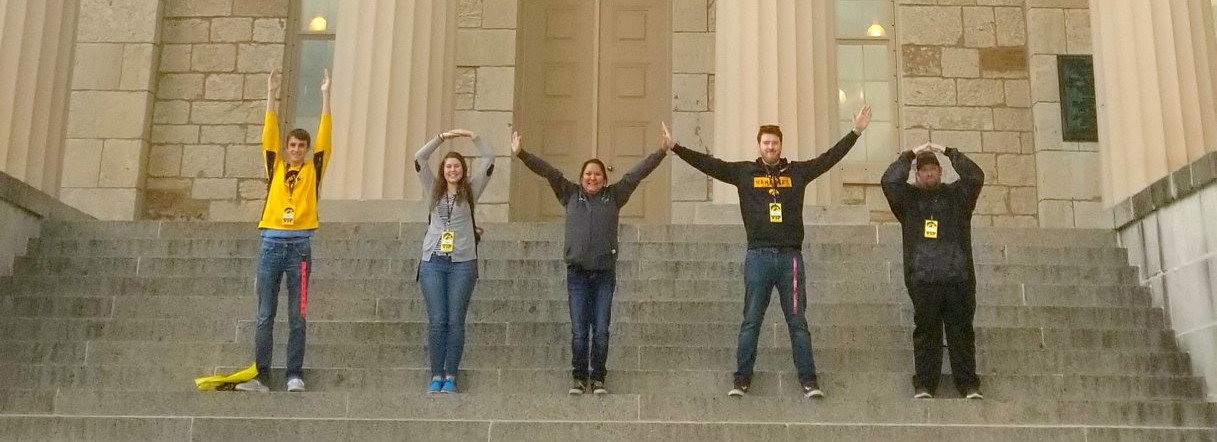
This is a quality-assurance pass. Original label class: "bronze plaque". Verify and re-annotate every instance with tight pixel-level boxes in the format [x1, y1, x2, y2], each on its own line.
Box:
[1057, 55, 1098, 142]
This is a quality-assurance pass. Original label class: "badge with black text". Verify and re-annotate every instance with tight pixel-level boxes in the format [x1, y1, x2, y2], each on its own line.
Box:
[439, 230, 456, 253]
[769, 203, 783, 223]
[924, 219, 939, 239]
[282, 206, 296, 226]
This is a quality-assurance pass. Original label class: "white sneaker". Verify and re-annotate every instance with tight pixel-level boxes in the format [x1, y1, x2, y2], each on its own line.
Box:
[286, 377, 306, 392]
[965, 390, 984, 400]
[913, 389, 933, 399]
[235, 379, 269, 393]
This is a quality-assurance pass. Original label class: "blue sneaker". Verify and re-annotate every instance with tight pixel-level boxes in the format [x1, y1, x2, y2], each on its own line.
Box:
[440, 378, 457, 393]
[427, 379, 443, 394]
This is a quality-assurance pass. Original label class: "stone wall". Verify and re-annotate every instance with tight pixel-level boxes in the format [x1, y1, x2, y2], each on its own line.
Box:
[451, 0, 517, 222]
[669, 0, 717, 220]
[1025, 0, 1109, 228]
[144, 0, 288, 220]
[61, 0, 162, 220]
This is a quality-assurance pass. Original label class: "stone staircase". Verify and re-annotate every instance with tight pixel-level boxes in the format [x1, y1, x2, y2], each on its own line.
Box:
[0, 221, 1214, 441]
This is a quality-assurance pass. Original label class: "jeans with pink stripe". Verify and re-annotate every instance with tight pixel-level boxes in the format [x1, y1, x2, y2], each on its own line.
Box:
[735, 248, 816, 385]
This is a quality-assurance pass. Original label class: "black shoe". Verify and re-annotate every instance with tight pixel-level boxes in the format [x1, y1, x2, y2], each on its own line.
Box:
[727, 379, 750, 397]
[802, 380, 824, 399]
[568, 378, 587, 395]
[591, 380, 608, 395]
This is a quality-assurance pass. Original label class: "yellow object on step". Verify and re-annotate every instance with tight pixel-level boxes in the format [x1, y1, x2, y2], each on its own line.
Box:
[194, 364, 258, 391]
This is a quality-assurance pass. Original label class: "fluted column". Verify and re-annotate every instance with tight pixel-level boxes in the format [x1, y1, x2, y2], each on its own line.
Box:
[325, 0, 456, 200]
[712, 0, 833, 204]
[1092, 0, 1217, 203]
[0, 0, 78, 194]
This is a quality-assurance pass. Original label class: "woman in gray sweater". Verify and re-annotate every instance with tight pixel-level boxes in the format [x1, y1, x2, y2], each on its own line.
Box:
[414, 129, 496, 394]
[511, 128, 671, 395]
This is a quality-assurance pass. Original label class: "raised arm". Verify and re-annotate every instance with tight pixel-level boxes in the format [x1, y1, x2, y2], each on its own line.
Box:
[314, 69, 332, 178]
[790, 105, 870, 180]
[512, 132, 579, 204]
[462, 129, 496, 199]
[413, 133, 445, 191]
[262, 70, 282, 177]
[611, 149, 666, 207]
[881, 150, 916, 220]
[945, 147, 985, 214]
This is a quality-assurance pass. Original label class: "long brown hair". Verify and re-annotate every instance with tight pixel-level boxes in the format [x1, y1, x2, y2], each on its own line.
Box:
[429, 151, 474, 211]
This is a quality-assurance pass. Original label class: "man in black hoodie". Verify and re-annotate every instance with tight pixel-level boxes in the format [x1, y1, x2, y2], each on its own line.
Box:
[880, 142, 985, 400]
[670, 106, 872, 399]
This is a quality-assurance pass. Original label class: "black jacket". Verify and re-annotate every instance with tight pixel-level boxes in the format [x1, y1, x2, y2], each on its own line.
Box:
[881, 148, 985, 285]
[517, 149, 665, 270]
[672, 132, 859, 250]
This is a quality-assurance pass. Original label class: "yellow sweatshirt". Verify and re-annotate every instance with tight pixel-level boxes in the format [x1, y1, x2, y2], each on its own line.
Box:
[258, 111, 331, 231]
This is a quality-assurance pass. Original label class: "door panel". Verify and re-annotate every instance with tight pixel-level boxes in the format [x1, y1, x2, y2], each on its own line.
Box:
[512, 0, 670, 223]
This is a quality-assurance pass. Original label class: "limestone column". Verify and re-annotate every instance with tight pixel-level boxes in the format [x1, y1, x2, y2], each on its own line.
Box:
[60, 0, 162, 220]
[0, 0, 78, 194]
[712, 0, 833, 205]
[325, 0, 456, 200]
[1092, 0, 1217, 203]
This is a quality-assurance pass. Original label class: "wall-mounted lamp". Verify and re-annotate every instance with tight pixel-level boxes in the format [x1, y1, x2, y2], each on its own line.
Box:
[309, 15, 328, 32]
[867, 23, 886, 38]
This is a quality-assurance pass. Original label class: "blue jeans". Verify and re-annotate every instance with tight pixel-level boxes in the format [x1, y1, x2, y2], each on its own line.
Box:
[254, 237, 312, 382]
[568, 265, 615, 382]
[418, 255, 478, 377]
[735, 248, 817, 385]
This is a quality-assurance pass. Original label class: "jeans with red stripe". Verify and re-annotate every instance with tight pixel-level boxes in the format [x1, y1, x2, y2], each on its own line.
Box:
[254, 237, 311, 383]
[735, 248, 817, 385]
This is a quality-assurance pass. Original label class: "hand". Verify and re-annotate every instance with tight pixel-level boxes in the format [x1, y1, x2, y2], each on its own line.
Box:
[320, 68, 330, 94]
[268, 69, 281, 93]
[660, 122, 674, 152]
[852, 105, 872, 133]
[928, 142, 946, 153]
[511, 131, 522, 155]
[911, 143, 932, 155]
[443, 129, 475, 139]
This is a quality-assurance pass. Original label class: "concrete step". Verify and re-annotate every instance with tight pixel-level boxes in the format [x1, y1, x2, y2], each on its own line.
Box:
[38, 222, 1120, 248]
[22, 238, 1130, 266]
[0, 296, 1167, 330]
[10, 256, 1139, 285]
[0, 318, 1176, 350]
[1, 416, 1213, 442]
[32, 390, 1213, 427]
[3, 364, 1203, 401]
[2, 341, 1191, 377]
[0, 277, 1153, 307]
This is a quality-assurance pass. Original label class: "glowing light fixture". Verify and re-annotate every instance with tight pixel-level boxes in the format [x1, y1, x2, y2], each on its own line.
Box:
[867, 23, 886, 37]
[309, 15, 328, 32]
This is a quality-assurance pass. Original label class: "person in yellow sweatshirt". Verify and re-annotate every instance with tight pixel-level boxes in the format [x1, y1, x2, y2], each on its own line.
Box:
[236, 68, 330, 393]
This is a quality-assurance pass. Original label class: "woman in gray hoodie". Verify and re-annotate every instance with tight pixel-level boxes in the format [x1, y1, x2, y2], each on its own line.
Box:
[511, 128, 671, 395]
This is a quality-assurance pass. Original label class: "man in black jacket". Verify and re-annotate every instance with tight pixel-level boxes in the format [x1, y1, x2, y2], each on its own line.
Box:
[669, 105, 872, 399]
[881, 142, 985, 400]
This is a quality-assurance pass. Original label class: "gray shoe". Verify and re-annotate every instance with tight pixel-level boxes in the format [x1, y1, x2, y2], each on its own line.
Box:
[286, 377, 306, 392]
[235, 379, 269, 393]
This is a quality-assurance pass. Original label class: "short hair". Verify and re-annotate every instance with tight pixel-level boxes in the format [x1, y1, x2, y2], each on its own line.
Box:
[915, 151, 941, 170]
[581, 158, 607, 176]
[756, 125, 783, 143]
[286, 128, 311, 147]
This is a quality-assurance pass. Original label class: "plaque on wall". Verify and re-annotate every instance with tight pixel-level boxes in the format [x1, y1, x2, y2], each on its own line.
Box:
[1057, 55, 1098, 142]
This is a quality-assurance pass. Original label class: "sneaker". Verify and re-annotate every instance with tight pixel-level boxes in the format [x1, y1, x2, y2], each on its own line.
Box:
[427, 378, 443, 394]
[234, 379, 269, 393]
[965, 390, 984, 400]
[591, 380, 608, 395]
[569, 378, 587, 395]
[727, 380, 750, 397]
[802, 380, 825, 399]
[286, 377, 305, 392]
[440, 377, 457, 394]
[913, 389, 933, 399]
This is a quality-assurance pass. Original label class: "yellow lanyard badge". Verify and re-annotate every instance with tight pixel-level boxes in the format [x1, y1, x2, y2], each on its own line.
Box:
[924, 219, 939, 239]
[769, 203, 783, 223]
[439, 230, 456, 253]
